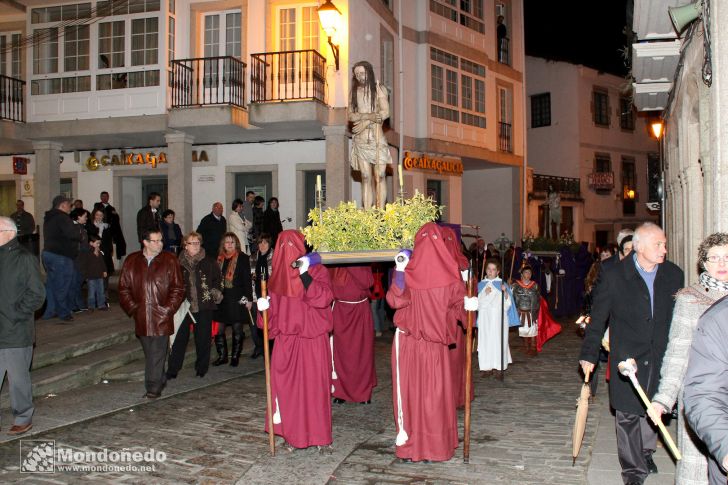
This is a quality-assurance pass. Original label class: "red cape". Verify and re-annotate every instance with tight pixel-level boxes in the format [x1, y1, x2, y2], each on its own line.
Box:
[536, 296, 561, 352]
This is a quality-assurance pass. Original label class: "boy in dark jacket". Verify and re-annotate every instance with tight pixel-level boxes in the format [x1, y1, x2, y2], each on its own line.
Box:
[78, 234, 108, 311]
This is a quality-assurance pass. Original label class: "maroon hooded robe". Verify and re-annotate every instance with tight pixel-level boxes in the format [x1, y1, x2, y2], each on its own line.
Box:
[330, 266, 377, 402]
[258, 230, 334, 448]
[442, 226, 473, 409]
[386, 222, 466, 462]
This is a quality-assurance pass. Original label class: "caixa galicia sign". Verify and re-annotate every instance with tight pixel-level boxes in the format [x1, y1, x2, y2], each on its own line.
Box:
[86, 151, 167, 170]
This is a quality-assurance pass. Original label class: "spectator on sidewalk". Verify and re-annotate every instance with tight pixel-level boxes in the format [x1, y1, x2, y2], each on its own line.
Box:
[197, 202, 226, 257]
[247, 233, 273, 359]
[160, 209, 183, 254]
[10, 200, 35, 250]
[136, 192, 161, 244]
[263, 197, 283, 247]
[251, 196, 265, 251]
[228, 199, 252, 255]
[683, 291, 728, 485]
[77, 233, 108, 312]
[580, 222, 683, 484]
[0, 216, 45, 435]
[93, 191, 126, 272]
[212, 233, 251, 368]
[167, 232, 221, 379]
[69, 208, 90, 313]
[649, 233, 728, 485]
[119, 229, 185, 399]
[42, 195, 81, 322]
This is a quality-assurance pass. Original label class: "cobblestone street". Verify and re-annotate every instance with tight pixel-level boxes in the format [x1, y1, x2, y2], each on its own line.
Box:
[0, 324, 608, 484]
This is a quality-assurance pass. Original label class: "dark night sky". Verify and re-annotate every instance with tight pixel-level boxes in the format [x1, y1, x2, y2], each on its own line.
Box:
[524, 0, 630, 77]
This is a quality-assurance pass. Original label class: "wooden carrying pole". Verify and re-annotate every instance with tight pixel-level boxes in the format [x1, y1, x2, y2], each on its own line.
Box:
[463, 263, 475, 463]
[261, 279, 275, 456]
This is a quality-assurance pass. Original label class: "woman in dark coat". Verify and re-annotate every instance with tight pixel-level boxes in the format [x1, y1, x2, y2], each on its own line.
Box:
[263, 197, 283, 246]
[247, 232, 274, 358]
[213, 232, 253, 367]
[87, 208, 114, 276]
[167, 231, 222, 378]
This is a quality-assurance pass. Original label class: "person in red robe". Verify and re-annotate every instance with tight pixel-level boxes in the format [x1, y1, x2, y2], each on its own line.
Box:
[386, 222, 477, 462]
[441, 226, 473, 408]
[256, 230, 334, 450]
[330, 266, 377, 404]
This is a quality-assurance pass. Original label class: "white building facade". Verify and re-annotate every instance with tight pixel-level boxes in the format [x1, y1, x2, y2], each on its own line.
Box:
[525, 56, 659, 249]
[0, 0, 526, 254]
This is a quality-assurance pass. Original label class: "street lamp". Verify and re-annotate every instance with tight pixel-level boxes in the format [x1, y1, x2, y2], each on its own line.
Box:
[649, 119, 666, 228]
[317, 0, 342, 71]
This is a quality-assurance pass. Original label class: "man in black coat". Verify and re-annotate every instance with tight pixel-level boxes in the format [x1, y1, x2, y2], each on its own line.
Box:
[93, 191, 127, 267]
[580, 222, 683, 485]
[136, 192, 161, 244]
[42, 195, 81, 322]
[196, 202, 226, 256]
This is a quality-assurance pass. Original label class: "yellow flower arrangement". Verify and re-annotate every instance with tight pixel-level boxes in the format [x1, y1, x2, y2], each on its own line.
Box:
[301, 192, 441, 252]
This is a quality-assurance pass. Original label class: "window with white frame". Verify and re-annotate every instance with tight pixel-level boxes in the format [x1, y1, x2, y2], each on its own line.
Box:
[33, 28, 59, 75]
[430, 47, 486, 127]
[99, 21, 125, 68]
[430, 0, 485, 34]
[96, 0, 160, 16]
[64, 25, 90, 72]
[0, 32, 22, 78]
[131, 17, 158, 66]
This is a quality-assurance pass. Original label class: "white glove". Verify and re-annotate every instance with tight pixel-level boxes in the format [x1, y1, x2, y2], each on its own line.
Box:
[296, 257, 310, 275]
[395, 250, 411, 272]
[464, 296, 478, 311]
[559, 269, 566, 275]
[256, 296, 270, 312]
[460, 270, 469, 282]
[239, 296, 249, 306]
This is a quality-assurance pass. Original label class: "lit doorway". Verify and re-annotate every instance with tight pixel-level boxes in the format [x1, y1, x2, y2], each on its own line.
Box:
[0, 180, 15, 216]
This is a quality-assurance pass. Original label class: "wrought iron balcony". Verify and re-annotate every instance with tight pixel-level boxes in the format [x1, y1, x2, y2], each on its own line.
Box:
[533, 174, 581, 198]
[0, 74, 25, 122]
[250, 50, 326, 104]
[170, 56, 246, 108]
[498, 121, 512, 152]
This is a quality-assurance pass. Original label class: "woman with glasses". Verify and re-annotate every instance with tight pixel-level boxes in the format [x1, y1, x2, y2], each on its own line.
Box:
[649, 233, 728, 485]
[213, 232, 252, 367]
[167, 231, 222, 379]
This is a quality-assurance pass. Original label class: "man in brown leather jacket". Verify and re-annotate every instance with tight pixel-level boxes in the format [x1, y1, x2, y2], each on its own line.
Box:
[119, 228, 185, 398]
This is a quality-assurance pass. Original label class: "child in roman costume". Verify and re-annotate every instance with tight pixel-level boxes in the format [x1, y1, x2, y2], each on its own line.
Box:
[512, 265, 540, 356]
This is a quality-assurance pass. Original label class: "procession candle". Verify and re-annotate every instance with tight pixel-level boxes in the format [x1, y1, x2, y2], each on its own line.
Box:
[316, 175, 322, 194]
[398, 163, 403, 187]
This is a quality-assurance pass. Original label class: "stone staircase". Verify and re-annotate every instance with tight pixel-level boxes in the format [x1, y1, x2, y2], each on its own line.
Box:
[14, 306, 216, 399]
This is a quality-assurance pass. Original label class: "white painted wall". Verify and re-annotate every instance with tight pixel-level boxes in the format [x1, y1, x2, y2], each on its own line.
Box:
[462, 166, 519, 245]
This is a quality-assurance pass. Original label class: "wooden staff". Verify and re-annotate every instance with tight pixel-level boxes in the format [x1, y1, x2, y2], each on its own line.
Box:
[261, 279, 275, 455]
[463, 261, 476, 463]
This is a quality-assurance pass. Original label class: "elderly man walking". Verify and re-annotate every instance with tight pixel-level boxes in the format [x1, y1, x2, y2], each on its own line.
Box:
[197, 202, 226, 256]
[580, 222, 683, 485]
[119, 229, 185, 398]
[0, 217, 46, 435]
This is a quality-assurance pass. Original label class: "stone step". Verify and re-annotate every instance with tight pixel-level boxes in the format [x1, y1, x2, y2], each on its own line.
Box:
[29, 339, 144, 398]
[104, 336, 238, 381]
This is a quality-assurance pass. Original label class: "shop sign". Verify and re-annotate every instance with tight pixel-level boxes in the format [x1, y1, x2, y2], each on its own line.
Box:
[402, 152, 463, 176]
[86, 151, 167, 171]
[22, 179, 33, 197]
[13, 156, 29, 174]
[588, 171, 614, 190]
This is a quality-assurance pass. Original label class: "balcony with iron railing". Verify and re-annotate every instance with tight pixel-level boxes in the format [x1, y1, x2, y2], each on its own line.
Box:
[248, 49, 331, 128]
[170, 56, 246, 108]
[498, 121, 512, 152]
[532, 173, 581, 199]
[0, 74, 25, 122]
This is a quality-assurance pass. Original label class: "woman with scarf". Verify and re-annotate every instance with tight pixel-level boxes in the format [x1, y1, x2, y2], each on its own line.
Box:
[160, 209, 183, 254]
[263, 197, 283, 246]
[386, 222, 476, 462]
[648, 233, 728, 485]
[247, 233, 274, 359]
[213, 232, 252, 367]
[255, 229, 334, 451]
[512, 265, 540, 356]
[167, 232, 222, 378]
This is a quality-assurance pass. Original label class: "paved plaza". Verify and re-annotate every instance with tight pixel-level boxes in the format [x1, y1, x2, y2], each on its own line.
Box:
[0, 316, 677, 484]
